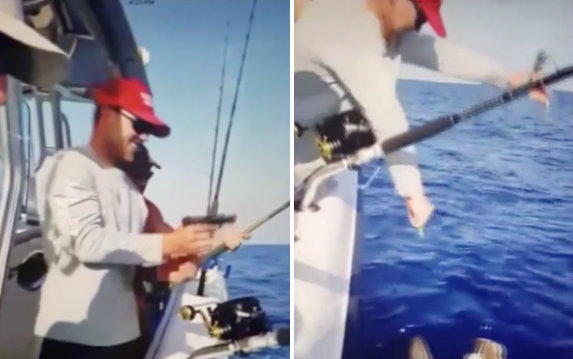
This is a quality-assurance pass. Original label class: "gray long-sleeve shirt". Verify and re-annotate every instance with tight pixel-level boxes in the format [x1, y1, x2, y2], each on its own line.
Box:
[294, 0, 509, 197]
[33, 146, 163, 346]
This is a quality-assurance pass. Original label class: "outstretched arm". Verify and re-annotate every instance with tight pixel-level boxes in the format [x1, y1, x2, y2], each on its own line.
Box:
[399, 31, 510, 87]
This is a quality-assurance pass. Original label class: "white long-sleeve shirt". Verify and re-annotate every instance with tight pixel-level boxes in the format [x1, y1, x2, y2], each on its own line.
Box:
[34, 146, 163, 346]
[294, 0, 509, 197]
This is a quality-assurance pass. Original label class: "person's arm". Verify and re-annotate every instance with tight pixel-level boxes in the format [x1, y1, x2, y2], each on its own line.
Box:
[144, 199, 174, 234]
[137, 199, 174, 280]
[398, 31, 510, 88]
[48, 152, 164, 265]
[313, 41, 424, 197]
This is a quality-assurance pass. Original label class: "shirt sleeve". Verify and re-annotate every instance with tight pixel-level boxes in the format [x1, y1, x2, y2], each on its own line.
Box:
[48, 152, 164, 265]
[314, 43, 424, 197]
[398, 31, 510, 88]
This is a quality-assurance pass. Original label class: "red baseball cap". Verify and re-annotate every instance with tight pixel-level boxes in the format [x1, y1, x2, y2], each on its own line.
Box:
[415, 0, 446, 38]
[91, 78, 171, 138]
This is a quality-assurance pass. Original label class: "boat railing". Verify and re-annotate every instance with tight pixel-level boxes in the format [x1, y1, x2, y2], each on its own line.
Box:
[18, 83, 72, 228]
[0, 76, 27, 302]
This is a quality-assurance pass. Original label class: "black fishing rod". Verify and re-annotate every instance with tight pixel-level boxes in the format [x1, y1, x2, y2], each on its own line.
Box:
[381, 64, 573, 155]
[206, 13, 231, 214]
[208, 0, 259, 216]
[296, 61, 573, 210]
[191, 0, 260, 289]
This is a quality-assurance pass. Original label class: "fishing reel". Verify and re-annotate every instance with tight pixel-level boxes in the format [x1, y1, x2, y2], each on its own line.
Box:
[311, 108, 377, 163]
[180, 296, 271, 342]
[295, 109, 378, 212]
[181, 297, 289, 359]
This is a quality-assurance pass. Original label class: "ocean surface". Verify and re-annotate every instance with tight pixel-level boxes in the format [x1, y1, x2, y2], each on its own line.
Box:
[359, 81, 573, 359]
[223, 244, 290, 359]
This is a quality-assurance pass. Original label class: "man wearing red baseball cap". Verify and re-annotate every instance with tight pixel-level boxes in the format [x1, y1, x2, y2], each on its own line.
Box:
[295, 2, 546, 357]
[86, 77, 172, 167]
[33, 76, 218, 359]
[294, 0, 547, 236]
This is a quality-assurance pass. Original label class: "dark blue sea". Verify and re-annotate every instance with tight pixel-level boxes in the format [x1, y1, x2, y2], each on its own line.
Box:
[223, 245, 290, 359]
[359, 80, 573, 359]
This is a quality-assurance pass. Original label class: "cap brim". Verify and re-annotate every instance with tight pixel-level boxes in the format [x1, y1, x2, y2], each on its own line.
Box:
[130, 109, 171, 139]
[419, 4, 447, 38]
[0, 10, 69, 88]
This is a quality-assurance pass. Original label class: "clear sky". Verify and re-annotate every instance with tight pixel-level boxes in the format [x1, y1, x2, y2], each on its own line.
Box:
[402, 0, 573, 93]
[59, 0, 290, 244]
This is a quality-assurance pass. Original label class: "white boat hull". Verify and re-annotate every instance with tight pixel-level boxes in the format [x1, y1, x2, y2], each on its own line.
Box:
[294, 170, 361, 359]
[293, 38, 363, 358]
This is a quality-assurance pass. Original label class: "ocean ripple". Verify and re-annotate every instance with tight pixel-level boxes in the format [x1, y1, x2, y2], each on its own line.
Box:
[359, 82, 573, 359]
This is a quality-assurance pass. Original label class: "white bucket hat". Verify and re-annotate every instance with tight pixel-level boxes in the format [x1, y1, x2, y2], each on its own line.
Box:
[0, 0, 69, 88]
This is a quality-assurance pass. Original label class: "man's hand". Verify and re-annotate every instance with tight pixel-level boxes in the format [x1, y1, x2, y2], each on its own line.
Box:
[508, 72, 549, 107]
[163, 223, 217, 258]
[217, 223, 244, 251]
[405, 193, 435, 233]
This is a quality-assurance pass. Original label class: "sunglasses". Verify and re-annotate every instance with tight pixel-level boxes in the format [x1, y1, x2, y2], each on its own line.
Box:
[114, 107, 156, 135]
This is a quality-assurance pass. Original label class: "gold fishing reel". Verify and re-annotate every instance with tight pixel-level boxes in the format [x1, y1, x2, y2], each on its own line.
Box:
[314, 134, 334, 162]
[294, 121, 334, 162]
[180, 305, 224, 339]
[179, 305, 196, 321]
[315, 109, 378, 163]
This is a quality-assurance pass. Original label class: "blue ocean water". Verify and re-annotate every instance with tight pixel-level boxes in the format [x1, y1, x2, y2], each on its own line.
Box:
[359, 80, 573, 359]
[223, 244, 290, 359]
